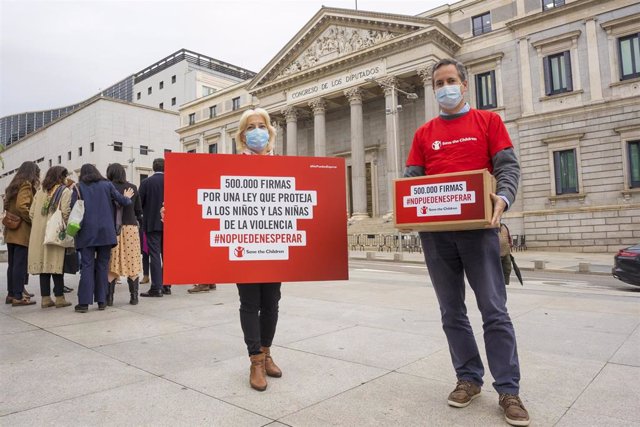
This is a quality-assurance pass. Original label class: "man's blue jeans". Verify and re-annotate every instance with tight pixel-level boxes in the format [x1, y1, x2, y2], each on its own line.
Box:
[420, 228, 521, 394]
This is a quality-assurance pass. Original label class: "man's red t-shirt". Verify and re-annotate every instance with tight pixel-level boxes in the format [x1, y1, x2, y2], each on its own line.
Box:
[406, 109, 512, 175]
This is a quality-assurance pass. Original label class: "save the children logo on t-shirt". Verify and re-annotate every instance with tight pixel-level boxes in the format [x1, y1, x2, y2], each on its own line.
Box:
[403, 181, 475, 217]
[431, 136, 478, 151]
[197, 176, 317, 261]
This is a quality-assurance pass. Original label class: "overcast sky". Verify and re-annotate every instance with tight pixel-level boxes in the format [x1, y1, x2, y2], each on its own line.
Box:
[0, 0, 451, 117]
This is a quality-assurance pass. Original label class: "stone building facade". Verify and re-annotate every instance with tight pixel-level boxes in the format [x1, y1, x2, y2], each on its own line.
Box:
[178, 82, 254, 155]
[177, 0, 640, 252]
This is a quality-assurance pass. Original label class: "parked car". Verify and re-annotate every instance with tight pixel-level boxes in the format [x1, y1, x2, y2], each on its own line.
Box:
[611, 244, 640, 287]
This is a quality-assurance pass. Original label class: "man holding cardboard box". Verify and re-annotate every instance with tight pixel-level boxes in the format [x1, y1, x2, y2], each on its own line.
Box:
[404, 58, 529, 427]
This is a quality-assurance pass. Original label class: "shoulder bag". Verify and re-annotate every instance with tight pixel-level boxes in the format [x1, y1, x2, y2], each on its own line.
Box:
[43, 187, 75, 248]
[2, 211, 22, 230]
[63, 248, 79, 274]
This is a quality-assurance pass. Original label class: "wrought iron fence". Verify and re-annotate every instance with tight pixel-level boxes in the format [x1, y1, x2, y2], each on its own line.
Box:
[349, 233, 527, 253]
[347, 233, 423, 253]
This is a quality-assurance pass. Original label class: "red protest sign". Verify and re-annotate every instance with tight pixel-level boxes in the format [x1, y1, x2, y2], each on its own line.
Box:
[164, 153, 348, 284]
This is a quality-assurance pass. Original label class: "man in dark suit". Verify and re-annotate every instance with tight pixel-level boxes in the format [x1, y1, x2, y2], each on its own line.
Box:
[139, 158, 169, 297]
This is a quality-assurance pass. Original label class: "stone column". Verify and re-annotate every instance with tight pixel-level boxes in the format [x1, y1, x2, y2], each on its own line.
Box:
[518, 37, 534, 115]
[272, 118, 285, 156]
[308, 99, 326, 157]
[377, 76, 399, 216]
[344, 87, 368, 219]
[418, 65, 438, 122]
[282, 107, 298, 156]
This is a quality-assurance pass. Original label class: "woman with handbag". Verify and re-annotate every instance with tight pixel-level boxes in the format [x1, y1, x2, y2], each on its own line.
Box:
[105, 163, 143, 306]
[27, 166, 73, 308]
[3, 161, 40, 306]
[71, 164, 134, 313]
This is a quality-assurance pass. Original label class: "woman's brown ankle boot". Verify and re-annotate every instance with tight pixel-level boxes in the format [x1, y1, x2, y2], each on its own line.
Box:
[260, 346, 282, 378]
[55, 295, 72, 308]
[41, 296, 55, 308]
[249, 353, 268, 391]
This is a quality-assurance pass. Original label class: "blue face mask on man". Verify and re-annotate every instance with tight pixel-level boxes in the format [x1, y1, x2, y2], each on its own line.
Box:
[435, 84, 463, 110]
[245, 128, 269, 152]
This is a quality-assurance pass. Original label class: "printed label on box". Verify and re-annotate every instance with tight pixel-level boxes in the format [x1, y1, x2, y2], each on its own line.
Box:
[394, 169, 494, 231]
[403, 180, 476, 217]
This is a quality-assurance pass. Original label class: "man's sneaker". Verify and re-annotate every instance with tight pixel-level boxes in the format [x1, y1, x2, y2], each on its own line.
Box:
[447, 380, 481, 408]
[188, 284, 211, 294]
[499, 394, 530, 426]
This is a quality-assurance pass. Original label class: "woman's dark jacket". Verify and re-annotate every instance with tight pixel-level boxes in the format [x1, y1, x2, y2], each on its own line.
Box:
[71, 180, 132, 249]
[113, 182, 143, 226]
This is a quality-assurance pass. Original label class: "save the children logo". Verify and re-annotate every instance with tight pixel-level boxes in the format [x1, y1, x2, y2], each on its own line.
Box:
[197, 176, 317, 261]
[431, 136, 478, 151]
[403, 181, 475, 217]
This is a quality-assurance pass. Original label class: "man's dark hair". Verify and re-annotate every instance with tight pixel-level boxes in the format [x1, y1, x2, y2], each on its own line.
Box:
[431, 58, 467, 84]
[79, 163, 106, 183]
[106, 163, 127, 184]
[152, 158, 165, 172]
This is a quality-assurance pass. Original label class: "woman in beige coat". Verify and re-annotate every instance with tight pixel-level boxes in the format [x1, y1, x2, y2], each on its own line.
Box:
[28, 166, 72, 308]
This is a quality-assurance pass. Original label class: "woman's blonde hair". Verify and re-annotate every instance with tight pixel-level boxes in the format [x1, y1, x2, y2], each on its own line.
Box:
[235, 108, 277, 153]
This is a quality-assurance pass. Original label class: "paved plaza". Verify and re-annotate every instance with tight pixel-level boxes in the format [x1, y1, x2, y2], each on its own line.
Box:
[1, 251, 639, 426]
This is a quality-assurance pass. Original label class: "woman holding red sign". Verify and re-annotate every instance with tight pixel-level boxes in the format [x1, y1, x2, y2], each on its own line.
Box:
[234, 108, 282, 392]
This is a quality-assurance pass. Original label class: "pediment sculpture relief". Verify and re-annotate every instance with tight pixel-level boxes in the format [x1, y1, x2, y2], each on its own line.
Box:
[277, 25, 398, 78]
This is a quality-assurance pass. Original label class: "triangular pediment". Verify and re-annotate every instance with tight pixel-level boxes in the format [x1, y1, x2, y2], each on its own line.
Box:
[276, 24, 403, 79]
[248, 7, 458, 92]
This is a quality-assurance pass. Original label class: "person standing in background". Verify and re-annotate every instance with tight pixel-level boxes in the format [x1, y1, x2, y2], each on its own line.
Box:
[28, 166, 73, 308]
[71, 164, 133, 312]
[106, 163, 143, 305]
[4, 161, 40, 306]
[139, 158, 167, 297]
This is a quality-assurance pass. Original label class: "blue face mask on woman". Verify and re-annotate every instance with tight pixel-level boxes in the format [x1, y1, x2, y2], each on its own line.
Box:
[435, 84, 463, 110]
[245, 128, 269, 152]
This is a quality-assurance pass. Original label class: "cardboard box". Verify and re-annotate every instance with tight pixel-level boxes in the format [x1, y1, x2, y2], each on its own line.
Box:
[394, 169, 496, 232]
